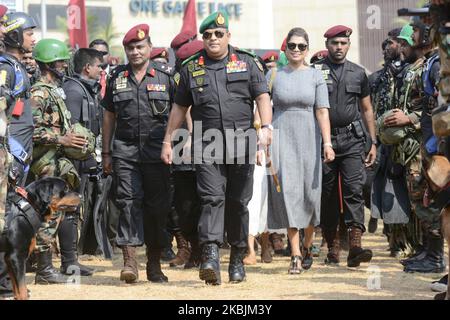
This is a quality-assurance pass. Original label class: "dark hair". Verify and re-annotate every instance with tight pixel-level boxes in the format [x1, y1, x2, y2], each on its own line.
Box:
[388, 28, 402, 38]
[89, 39, 109, 51]
[286, 27, 309, 46]
[73, 48, 104, 74]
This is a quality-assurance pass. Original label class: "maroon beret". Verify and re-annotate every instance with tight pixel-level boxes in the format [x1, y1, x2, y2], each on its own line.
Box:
[261, 51, 279, 63]
[150, 47, 169, 61]
[0, 5, 7, 18]
[324, 25, 352, 39]
[280, 38, 287, 52]
[123, 24, 149, 46]
[176, 40, 204, 61]
[170, 32, 196, 50]
[310, 50, 329, 64]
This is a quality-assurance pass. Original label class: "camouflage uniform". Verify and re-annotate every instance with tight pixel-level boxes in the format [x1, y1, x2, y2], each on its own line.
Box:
[0, 97, 9, 233]
[30, 79, 79, 252]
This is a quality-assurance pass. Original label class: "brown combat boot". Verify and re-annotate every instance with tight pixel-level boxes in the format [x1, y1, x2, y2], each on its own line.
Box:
[347, 227, 372, 268]
[270, 233, 285, 255]
[120, 246, 138, 283]
[323, 229, 340, 265]
[169, 231, 191, 267]
[260, 232, 273, 263]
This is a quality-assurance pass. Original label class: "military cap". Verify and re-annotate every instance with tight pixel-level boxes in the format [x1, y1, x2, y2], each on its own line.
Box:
[261, 51, 279, 63]
[122, 23, 149, 46]
[176, 40, 203, 61]
[397, 24, 414, 46]
[280, 38, 287, 52]
[324, 25, 353, 39]
[150, 47, 169, 62]
[310, 50, 328, 64]
[0, 5, 7, 18]
[199, 11, 229, 34]
[171, 32, 196, 50]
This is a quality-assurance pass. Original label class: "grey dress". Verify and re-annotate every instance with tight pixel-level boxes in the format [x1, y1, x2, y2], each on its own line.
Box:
[268, 66, 330, 229]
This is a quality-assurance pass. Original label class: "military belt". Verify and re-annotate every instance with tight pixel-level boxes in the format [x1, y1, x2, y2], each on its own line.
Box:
[331, 123, 353, 135]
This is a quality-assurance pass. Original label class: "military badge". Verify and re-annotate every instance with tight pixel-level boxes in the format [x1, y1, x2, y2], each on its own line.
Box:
[174, 73, 181, 86]
[188, 62, 195, 73]
[226, 61, 247, 74]
[137, 29, 145, 40]
[147, 84, 166, 92]
[345, 29, 351, 37]
[196, 78, 204, 86]
[216, 13, 225, 26]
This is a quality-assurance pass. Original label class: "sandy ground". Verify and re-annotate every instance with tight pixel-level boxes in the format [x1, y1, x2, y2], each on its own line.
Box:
[26, 217, 448, 300]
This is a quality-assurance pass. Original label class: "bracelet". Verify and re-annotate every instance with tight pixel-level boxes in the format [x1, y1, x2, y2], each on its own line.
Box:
[323, 143, 333, 148]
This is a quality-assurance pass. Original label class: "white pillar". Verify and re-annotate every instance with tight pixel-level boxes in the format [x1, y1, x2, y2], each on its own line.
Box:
[40, 0, 47, 38]
[258, 0, 274, 49]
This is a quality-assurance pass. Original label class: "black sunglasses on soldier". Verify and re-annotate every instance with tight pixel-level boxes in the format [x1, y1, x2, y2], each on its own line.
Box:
[202, 30, 226, 40]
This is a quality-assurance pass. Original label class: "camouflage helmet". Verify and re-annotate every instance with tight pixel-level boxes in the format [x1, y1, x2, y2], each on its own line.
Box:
[33, 38, 70, 64]
[64, 123, 95, 160]
[377, 110, 409, 145]
[3, 12, 37, 49]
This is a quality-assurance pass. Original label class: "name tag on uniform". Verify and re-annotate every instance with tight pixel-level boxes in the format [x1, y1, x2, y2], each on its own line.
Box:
[226, 61, 247, 74]
[192, 69, 206, 77]
[147, 84, 166, 92]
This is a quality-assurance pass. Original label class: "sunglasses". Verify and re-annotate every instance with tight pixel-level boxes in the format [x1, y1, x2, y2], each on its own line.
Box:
[202, 30, 226, 40]
[287, 43, 308, 51]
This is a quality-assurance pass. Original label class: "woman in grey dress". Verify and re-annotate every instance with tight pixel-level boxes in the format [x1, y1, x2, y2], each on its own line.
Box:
[268, 28, 334, 274]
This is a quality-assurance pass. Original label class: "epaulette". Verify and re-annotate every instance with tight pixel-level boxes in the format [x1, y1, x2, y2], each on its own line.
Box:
[313, 64, 323, 70]
[182, 52, 202, 67]
[235, 48, 256, 58]
[152, 61, 175, 76]
[110, 64, 128, 79]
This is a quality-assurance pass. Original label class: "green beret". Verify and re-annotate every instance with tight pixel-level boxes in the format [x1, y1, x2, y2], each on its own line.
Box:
[199, 11, 229, 34]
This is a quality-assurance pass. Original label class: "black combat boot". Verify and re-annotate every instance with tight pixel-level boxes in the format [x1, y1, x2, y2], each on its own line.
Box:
[404, 236, 446, 273]
[400, 235, 428, 266]
[323, 228, 340, 265]
[146, 248, 168, 283]
[35, 250, 67, 284]
[199, 243, 221, 285]
[347, 227, 373, 268]
[228, 246, 246, 283]
[59, 216, 94, 276]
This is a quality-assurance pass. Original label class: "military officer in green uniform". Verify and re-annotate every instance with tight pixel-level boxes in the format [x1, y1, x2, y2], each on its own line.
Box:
[161, 11, 273, 285]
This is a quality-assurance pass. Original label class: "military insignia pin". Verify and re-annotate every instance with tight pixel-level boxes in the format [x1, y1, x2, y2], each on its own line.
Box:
[196, 77, 204, 86]
[216, 13, 225, 26]
[137, 29, 145, 40]
[345, 30, 351, 37]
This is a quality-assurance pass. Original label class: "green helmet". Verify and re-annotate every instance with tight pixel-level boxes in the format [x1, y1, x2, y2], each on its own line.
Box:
[64, 123, 96, 161]
[397, 24, 414, 46]
[377, 110, 409, 145]
[33, 38, 70, 64]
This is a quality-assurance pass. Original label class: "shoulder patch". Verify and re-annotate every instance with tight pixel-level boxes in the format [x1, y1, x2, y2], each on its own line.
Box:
[173, 72, 181, 86]
[182, 52, 202, 67]
[153, 62, 174, 76]
[31, 89, 45, 100]
[254, 57, 264, 72]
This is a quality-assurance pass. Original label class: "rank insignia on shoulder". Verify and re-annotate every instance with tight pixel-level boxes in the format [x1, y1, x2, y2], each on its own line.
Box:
[226, 61, 247, 74]
[254, 58, 264, 72]
[147, 84, 167, 92]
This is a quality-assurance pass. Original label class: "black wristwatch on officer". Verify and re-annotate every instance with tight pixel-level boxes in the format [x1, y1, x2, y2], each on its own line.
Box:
[371, 139, 378, 147]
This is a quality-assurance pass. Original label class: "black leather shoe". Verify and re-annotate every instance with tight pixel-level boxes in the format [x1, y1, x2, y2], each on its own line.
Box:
[146, 248, 169, 283]
[199, 243, 221, 285]
[400, 248, 427, 266]
[35, 251, 67, 285]
[228, 246, 246, 283]
[61, 261, 95, 276]
[404, 238, 446, 273]
[347, 247, 373, 268]
[368, 217, 378, 233]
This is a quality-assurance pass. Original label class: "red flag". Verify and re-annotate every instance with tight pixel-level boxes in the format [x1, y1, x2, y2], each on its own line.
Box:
[180, 0, 197, 37]
[67, 0, 88, 49]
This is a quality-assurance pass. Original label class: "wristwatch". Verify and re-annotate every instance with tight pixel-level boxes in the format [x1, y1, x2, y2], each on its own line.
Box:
[261, 124, 274, 131]
[372, 139, 378, 146]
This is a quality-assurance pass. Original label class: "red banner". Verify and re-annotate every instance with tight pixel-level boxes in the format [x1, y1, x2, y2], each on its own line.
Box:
[67, 0, 88, 49]
[180, 0, 197, 37]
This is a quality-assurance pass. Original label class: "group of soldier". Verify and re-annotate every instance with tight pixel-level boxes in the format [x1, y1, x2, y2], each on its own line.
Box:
[0, 0, 449, 300]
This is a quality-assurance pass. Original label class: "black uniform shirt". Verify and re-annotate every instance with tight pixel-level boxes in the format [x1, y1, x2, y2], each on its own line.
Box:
[315, 57, 370, 128]
[175, 46, 268, 133]
[102, 61, 174, 163]
[0, 53, 33, 156]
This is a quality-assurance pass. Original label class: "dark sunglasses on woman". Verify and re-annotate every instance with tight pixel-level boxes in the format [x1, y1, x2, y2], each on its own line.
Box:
[202, 30, 226, 40]
[287, 43, 308, 51]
